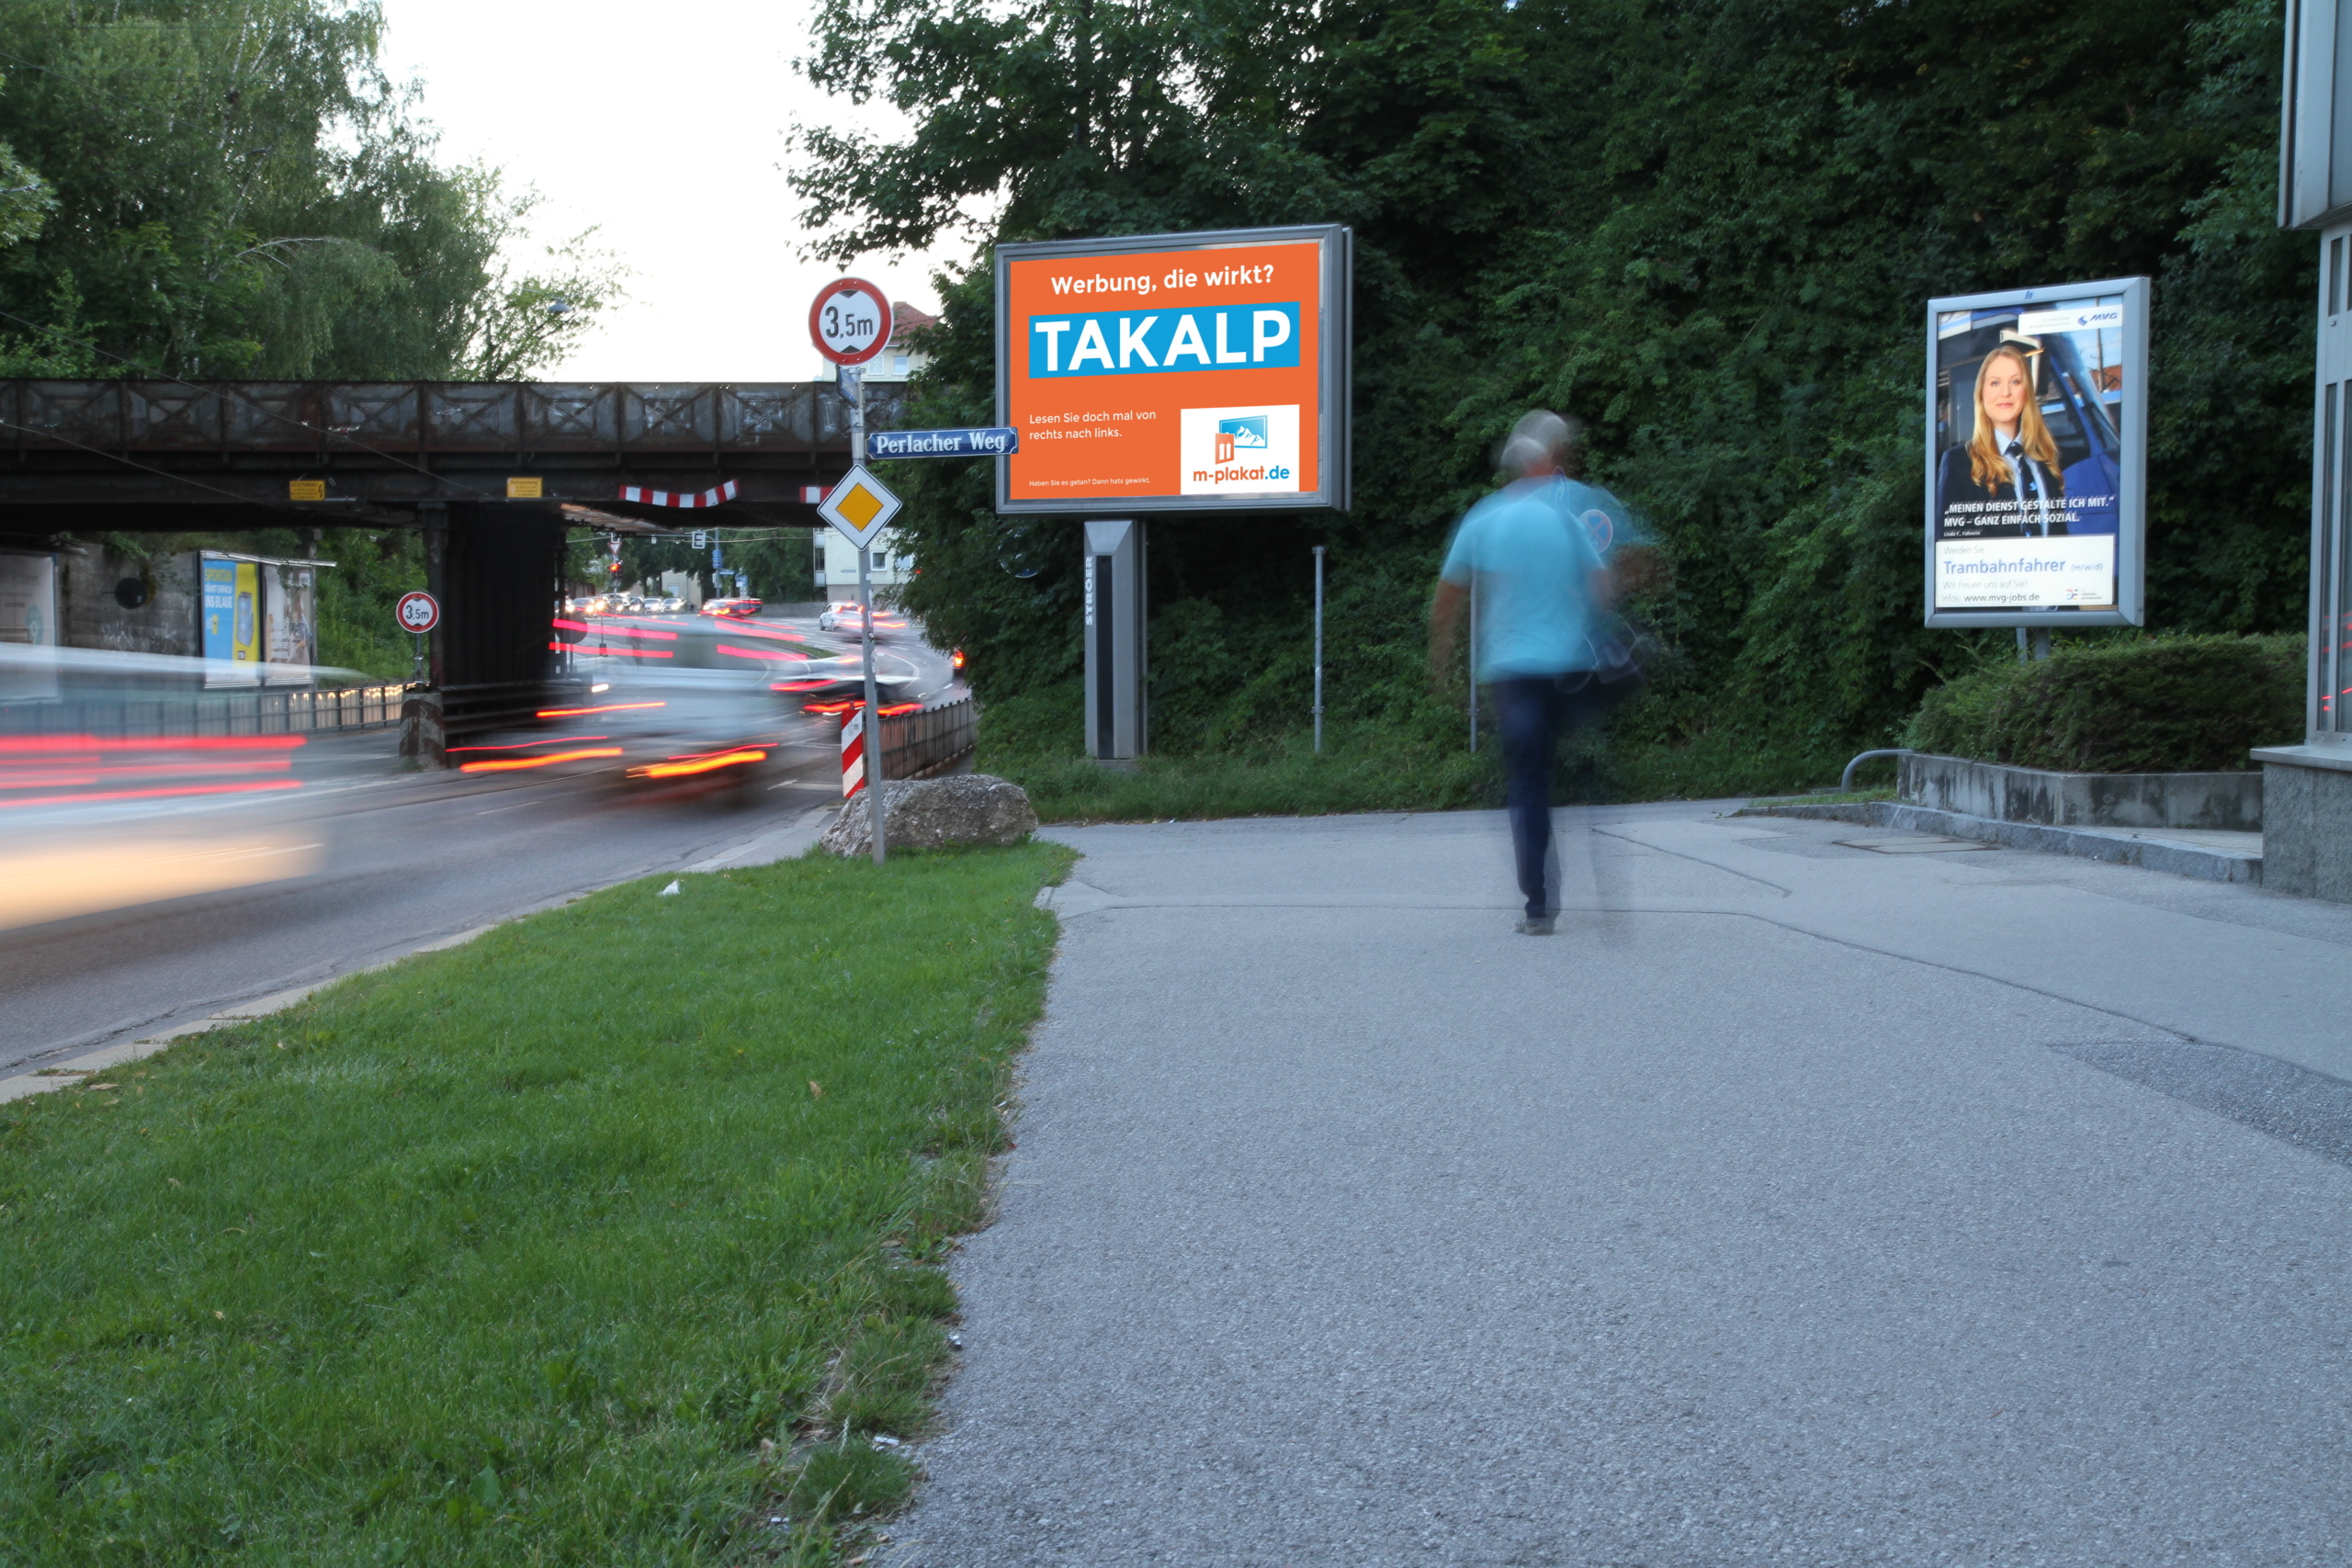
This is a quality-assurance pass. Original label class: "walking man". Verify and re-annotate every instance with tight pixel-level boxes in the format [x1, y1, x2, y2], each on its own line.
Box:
[1429, 411, 1617, 935]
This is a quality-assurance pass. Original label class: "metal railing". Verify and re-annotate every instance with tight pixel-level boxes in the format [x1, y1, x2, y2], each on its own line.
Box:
[880, 696, 977, 782]
[0, 682, 407, 739]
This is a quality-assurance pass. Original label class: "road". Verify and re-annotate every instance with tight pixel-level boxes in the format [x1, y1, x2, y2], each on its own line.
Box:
[892, 804, 2352, 1568]
[0, 732, 841, 1077]
[0, 607, 958, 1078]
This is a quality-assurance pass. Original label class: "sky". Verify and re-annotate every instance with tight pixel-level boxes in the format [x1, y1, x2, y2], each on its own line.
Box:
[378, 0, 953, 382]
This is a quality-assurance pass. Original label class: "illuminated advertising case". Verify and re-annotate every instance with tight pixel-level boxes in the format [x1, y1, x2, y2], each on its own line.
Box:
[994, 224, 1351, 514]
[200, 555, 262, 684]
[264, 562, 317, 672]
[0, 551, 58, 701]
[1924, 276, 2148, 628]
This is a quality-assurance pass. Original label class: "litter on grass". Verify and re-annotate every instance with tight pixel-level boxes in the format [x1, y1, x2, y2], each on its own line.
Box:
[659, 880, 682, 896]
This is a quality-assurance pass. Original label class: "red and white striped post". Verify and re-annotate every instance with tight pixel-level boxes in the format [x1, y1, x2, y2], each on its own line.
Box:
[840, 706, 866, 799]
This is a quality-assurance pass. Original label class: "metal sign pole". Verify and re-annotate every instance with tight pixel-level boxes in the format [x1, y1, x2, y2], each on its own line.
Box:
[1312, 546, 1325, 754]
[853, 373, 888, 865]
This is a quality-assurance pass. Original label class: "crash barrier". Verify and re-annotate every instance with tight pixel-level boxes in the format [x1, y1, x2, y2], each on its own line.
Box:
[881, 696, 977, 782]
[398, 681, 564, 767]
[0, 682, 406, 739]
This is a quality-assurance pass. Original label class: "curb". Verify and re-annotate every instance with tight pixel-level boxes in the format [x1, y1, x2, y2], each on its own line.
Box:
[1736, 801, 2263, 885]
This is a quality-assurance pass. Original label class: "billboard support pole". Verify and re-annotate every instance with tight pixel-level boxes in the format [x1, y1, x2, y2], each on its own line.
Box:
[1312, 545, 1325, 754]
[1083, 519, 1145, 761]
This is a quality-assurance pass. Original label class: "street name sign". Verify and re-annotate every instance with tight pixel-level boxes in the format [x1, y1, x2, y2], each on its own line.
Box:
[816, 466, 902, 550]
[867, 426, 1019, 459]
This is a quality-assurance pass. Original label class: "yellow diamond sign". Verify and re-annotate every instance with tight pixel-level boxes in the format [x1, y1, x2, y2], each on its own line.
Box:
[815, 464, 901, 549]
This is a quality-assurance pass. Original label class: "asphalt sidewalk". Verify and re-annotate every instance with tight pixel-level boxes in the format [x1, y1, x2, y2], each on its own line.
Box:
[889, 802, 2352, 1567]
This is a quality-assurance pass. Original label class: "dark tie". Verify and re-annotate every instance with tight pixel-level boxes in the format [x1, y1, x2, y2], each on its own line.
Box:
[2006, 440, 2043, 532]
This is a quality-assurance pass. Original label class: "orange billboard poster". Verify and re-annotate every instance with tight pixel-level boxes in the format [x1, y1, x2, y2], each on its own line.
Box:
[994, 225, 1351, 514]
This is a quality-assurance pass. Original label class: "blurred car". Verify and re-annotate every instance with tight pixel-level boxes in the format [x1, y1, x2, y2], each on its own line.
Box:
[818, 601, 910, 634]
[815, 601, 865, 630]
[768, 647, 929, 718]
[480, 615, 826, 786]
[0, 645, 353, 930]
[701, 597, 763, 619]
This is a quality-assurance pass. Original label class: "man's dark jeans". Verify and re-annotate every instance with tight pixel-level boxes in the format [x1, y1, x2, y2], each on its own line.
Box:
[1494, 674, 1602, 919]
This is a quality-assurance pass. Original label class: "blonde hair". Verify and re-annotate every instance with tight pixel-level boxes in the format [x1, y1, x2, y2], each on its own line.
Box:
[1966, 344, 2060, 492]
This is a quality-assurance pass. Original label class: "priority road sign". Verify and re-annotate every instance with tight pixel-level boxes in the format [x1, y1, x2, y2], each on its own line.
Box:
[816, 466, 901, 549]
[394, 591, 440, 634]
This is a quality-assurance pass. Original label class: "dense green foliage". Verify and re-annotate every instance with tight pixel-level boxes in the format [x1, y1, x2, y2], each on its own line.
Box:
[798, 0, 2314, 797]
[0, 843, 1070, 1565]
[1905, 634, 2304, 773]
[0, 0, 616, 379]
[313, 526, 427, 678]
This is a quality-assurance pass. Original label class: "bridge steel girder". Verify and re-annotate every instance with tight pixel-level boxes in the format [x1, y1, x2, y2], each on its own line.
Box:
[0, 378, 900, 756]
[0, 378, 899, 525]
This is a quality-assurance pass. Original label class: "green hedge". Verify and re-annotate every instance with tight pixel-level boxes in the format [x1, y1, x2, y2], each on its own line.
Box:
[1904, 635, 2305, 773]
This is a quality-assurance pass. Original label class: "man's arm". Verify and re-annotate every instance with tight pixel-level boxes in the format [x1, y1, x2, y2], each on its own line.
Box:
[1429, 578, 1468, 688]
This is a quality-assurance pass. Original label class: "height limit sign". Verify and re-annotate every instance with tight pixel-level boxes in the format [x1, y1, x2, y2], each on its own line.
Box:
[809, 277, 892, 367]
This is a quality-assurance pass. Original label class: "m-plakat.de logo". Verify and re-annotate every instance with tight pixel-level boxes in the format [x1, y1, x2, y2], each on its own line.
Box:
[1182, 406, 1299, 495]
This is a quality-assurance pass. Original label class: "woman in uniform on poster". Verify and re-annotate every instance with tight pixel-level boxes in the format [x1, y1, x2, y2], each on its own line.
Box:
[1936, 341, 2067, 538]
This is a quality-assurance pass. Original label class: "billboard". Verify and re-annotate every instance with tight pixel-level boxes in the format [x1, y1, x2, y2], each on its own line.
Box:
[0, 552, 57, 701]
[994, 224, 1351, 514]
[265, 562, 317, 670]
[1925, 276, 2148, 627]
[201, 555, 261, 684]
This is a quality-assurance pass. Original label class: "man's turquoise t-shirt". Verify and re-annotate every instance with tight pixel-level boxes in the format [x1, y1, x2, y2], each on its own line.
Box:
[1441, 479, 1609, 681]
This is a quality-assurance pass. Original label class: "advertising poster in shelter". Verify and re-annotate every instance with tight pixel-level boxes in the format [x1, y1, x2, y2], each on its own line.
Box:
[0, 552, 58, 701]
[201, 555, 262, 685]
[1925, 276, 2147, 626]
[994, 224, 1351, 514]
[265, 562, 316, 671]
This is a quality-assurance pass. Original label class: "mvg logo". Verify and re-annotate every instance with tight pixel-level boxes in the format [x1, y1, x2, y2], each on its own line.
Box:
[1181, 405, 1300, 497]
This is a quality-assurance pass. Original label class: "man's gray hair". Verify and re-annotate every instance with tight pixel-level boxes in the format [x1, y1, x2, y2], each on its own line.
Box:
[1498, 409, 1585, 477]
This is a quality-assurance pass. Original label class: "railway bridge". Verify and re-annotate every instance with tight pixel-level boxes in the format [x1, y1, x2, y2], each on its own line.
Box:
[0, 378, 899, 743]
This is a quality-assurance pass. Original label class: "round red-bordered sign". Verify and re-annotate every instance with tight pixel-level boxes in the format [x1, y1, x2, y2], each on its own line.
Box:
[808, 277, 894, 367]
[395, 591, 440, 635]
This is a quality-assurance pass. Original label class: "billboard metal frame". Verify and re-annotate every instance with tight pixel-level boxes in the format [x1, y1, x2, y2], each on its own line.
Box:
[993, 224, 1352, 515]
[1922, 276, 2150, 630]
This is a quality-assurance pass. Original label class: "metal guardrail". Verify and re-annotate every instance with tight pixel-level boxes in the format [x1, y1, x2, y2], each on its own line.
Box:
[880, 696, 977, 781]
[0, 682, 407, 739]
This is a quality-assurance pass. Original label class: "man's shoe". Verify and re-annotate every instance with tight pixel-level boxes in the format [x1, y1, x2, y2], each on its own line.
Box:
[1515, 915, 1555, 936]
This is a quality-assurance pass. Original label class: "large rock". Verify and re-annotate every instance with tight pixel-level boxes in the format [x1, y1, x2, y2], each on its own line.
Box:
[820, 773, 1038, 857]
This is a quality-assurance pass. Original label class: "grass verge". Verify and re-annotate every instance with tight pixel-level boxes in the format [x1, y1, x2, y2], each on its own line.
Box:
[0, 840, 1074, 1566]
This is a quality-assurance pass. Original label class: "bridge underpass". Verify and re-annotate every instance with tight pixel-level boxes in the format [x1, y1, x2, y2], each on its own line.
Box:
[0, 378, 899, 744]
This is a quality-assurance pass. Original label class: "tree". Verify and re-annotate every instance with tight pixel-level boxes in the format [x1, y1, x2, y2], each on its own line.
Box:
[797, 0, 2312, 786]
[0, 0, 619, 381]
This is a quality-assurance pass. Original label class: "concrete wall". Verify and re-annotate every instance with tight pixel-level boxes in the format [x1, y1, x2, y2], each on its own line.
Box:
[1898, 751, 2263, 830]
[2256, 751, 2352, 902]
[59, 547, 199, 656]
